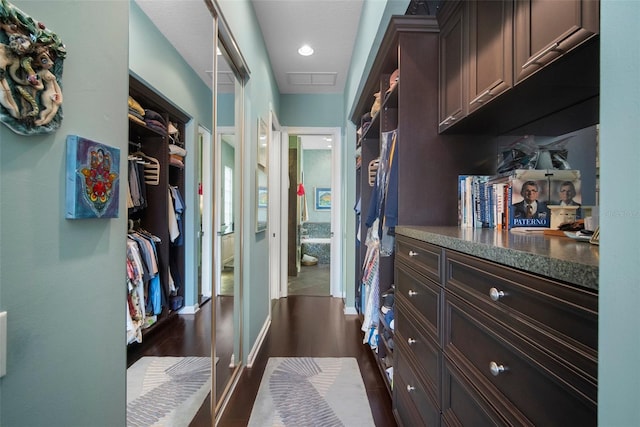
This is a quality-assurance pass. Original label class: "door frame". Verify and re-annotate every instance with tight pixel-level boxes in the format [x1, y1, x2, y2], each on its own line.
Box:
[268, 106, 284, 303]
[279, 126, 343, 299]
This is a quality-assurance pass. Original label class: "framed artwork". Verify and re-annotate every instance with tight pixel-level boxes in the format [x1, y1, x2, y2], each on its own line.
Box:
[258, 186, 268, 208]
[65, 135, 120, 219]
[256, 167, 268, 232]
[315, 187, 331, 210]
[256, 117, 268, 233]
[257, 117, 268, 167]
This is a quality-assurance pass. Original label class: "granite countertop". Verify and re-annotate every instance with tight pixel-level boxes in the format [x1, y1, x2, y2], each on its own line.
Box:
[396, 226, 599, 291]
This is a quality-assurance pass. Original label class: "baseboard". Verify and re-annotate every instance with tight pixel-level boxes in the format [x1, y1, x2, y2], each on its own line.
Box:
[344, 305, 357, 315]
[178, 304, 200, 315]
[247, 316, 271, 368]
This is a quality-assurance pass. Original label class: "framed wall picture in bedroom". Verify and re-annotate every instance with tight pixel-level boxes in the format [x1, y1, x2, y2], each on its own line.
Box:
[315, 187, 331, 210]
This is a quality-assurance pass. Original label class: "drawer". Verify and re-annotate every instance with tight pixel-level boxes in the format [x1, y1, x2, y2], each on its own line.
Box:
[396, 261, 442, 339]
[394, 350, 441, 427]
[444, 291, 597, 426]
[444, 249, 597, 379]
[442, 356, 513, 427]
[396, 235, 442, 283]
[395, 300, 441, 395]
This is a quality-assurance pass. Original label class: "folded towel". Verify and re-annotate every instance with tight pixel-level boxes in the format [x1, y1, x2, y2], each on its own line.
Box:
[169, 144, 187, 157]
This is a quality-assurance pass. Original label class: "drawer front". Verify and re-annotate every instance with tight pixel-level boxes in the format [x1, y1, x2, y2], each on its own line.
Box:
[442, 356, 512, 427]
[396, 261, 441, 339]
[396, 299, 441, 390]
[444, 291, 597, 426]
[396, 235, 442, 283]
[394, 350, 441, 427]
[444, 249, 598, 378]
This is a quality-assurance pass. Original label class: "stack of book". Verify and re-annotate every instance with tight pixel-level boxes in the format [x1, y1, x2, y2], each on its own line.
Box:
[459, 170, 582, 230]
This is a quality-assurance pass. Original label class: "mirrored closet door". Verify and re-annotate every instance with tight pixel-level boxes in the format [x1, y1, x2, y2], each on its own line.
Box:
[208, 1, 250, 419]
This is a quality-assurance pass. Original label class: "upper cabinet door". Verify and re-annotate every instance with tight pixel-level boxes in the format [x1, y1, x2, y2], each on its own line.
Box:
[514, 0, 599, 83]
[438, 1, 467, 133]
[468, 0, 513, 114]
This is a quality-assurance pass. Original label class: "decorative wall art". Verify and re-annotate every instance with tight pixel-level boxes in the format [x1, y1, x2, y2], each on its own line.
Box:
[315, 187, 331, 210]
[256, 117, 268, 233]
[66, 135, 120, 219]
[0, 0, 66, 135]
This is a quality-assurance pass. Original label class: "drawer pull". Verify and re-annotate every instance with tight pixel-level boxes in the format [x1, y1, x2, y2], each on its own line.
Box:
[489, 361, 507, 376]
[489, 287, 505, 301]
[408, 250, 418, 257]
[408, 290, 418, 297]
[407, 385, 415, 392]
[408, 338, 416, 345]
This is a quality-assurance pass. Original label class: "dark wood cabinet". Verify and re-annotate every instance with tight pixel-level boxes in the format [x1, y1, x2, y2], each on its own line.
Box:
[438, 0, 600, 135]
[438, 1, 466, 132]
[514, 0, 599, 83]
[351, 15, 495, 400]
[395, 232, 598, 426]
[467, 0, 513, 114]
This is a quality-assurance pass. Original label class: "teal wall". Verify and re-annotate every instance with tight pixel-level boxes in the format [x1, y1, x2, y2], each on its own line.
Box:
[280, 94, 344, 127]
[599, 1, 640, 425]
[218, 92, 235, 127]
[0, 1, 129, 425]
[303, 150, 332, 223]
[129, 1, 213, 309]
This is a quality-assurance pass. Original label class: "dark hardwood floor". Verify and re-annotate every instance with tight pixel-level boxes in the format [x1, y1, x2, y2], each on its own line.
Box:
[217, 296, 396, 427]
[128, 270, 396, 426]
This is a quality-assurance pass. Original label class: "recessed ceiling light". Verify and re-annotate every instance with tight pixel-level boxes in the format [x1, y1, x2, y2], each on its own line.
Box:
[298, 44, 314, 56]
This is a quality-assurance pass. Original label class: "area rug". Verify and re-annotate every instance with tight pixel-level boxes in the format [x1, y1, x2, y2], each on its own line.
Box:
[248, 357, 376, 427]
[127, 356, 211, 427]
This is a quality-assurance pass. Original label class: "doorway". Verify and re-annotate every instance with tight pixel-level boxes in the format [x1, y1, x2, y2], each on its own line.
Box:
[282, 127, 343, 300]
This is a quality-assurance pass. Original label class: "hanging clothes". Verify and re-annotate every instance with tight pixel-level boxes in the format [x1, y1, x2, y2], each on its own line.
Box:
[361, 218, 381, 348]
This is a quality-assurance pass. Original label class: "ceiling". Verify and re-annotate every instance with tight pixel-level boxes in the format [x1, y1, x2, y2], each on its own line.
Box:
[134, 0, 364, 95]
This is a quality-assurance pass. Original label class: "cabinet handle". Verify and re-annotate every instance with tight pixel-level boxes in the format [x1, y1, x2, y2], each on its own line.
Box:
[489, 287, 505, 301]
[469, 88, 493, 105]
[408, 338, 416, 345]
[439, 115, 457, 126]
[408, 250, 418, 257]
[408, 290, 417, 297]
[489, 361, 507, 376]
[407, 385, 415, 392]
[522, 42, 560, 69]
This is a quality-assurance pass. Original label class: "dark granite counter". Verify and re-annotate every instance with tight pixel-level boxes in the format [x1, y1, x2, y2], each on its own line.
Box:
[396, 226, 599, 291]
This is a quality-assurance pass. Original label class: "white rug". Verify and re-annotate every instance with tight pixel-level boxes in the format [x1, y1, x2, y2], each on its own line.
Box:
[127, 356, 211, 427]
[248, 357, 376, 427]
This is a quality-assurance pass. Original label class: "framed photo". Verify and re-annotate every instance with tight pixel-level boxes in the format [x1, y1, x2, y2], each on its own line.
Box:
[315, 187, 331, 210]
[65, 135, 120, 219]
[256, 117, 268, 233]
[258, 185, 268, 208]
[256, 167, 268, 232]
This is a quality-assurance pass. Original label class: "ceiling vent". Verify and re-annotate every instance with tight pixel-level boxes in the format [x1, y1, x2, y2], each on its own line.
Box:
[287, 72, 337, 86]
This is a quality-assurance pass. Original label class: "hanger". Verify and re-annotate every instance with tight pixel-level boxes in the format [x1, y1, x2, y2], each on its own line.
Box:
[130, 151, 160, 185]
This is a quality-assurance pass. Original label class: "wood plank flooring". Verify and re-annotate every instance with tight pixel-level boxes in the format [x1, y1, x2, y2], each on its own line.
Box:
[127, 270, 396, 426]
[217, 296, 396, 426]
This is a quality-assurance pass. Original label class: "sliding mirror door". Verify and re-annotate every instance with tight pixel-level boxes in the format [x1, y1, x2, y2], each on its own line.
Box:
[208, 1, 249, 420]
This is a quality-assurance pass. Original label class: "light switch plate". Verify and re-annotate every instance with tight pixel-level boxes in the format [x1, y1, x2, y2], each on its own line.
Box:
[0, 311, 6, 377]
